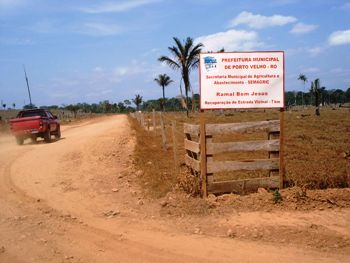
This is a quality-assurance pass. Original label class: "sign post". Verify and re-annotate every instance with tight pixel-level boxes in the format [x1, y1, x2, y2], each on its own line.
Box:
[199, 51, 285, 195]
[200, 51, 284, 110]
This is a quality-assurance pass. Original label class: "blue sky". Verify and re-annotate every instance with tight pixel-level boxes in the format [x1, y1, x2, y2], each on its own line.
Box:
[1, 0, 350, 107]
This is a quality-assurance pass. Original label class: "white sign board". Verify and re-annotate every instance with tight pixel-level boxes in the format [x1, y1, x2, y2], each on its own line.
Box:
[199, 51, 284, 109]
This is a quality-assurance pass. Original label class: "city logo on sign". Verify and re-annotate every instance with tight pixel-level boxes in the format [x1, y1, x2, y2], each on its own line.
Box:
[204, 56, 218, 72]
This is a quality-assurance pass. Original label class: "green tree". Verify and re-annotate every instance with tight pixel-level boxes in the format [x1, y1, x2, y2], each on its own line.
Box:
[158, 37, 203, 116]
[310, 79, 321, 116]
[100, 100, 112, 113]
[320, 87, 327, 106]
[132, 94, 143, 111]
[117, 102, 126, 112]
[345, 87, 350, 102]
[23, 103, 36, 109]
[123, 100, 131, 107]
[298, 74, 308, 105]
[154, 73, 173, 111]
[65, 104, 80, 118]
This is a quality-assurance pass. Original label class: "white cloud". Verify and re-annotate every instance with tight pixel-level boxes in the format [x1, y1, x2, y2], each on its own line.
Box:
[229, 11, 297, 29]
[195, 29, 263, 52]
[328, 29, 350, 46]
[79, 23, 123, 36]
[290, 22, 318, 34]
[80, 0, 160, 14]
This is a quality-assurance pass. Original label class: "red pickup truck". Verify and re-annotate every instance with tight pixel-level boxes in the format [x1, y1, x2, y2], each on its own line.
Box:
[9, 109, 61, 145]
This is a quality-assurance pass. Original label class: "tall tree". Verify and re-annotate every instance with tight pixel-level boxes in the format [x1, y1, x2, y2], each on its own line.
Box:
[310, 78, 321, 116]
[154, 74, 173, 111]
[298, 74, 308, 106]
[158, 37, 203, 116]
[133, 94, 143, 111]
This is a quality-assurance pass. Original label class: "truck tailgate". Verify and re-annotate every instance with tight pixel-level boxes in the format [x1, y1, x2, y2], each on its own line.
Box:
[10, 116, 43, 133]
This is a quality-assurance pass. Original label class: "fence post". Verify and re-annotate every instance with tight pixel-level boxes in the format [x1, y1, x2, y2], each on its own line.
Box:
[279, 108, 285, 188]
[200, 111, 207, 197]
[171, 120, 178, 176]
[141, 112, 145, 129]
[152, 109, 156, 132]
[159, 112, 167, 150]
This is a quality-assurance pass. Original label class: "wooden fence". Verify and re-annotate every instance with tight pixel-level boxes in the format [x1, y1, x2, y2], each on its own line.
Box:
[130, 110, 180, 175]
[184, 120, 283, 196]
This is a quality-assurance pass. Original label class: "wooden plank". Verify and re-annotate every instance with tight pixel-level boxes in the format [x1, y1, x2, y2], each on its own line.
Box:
[184, 123, 200, 136]
[200, 111, 207, 197]
[185, 134, 198, 174]
[207, 139, 279, 154]
[268, 132, 280, 177]
[184, 139, 200, 154]
[159, 112, 167, 150]
[152, 109, 156, 132]
[207, 158, 279, 173]
[279, 108, 285, 188]
[185, 155, 200, 172]
[207, 174, 214, 185]
[206, 120, 279, 135]
[208, 176, 280, 194]
[141, 113, 145, 128]
[172, 120, 178, 176]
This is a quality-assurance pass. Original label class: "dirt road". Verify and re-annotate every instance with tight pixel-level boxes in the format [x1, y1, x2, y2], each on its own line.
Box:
[0, 115, 349, 262]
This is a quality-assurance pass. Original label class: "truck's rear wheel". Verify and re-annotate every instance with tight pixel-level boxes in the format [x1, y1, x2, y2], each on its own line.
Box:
[44, 129, 51, 143]
[54, 127, 61, 139]
[16, 136, 24, 145]
[30, 136, 37, 143]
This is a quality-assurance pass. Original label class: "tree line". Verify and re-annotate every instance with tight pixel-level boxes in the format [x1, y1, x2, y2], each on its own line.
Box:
[285, 87, 350, 107]
[18, 86, 348, 117]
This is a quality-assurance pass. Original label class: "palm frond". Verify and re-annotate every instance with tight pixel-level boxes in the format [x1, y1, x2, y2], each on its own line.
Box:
[173, 37, 185, 58]
[168, 46, 182, 62]
[158, 56, 180, 70]
[187, 43, 203, 68]
[184, 37, 194, 58]
[154, 78, 161, 85]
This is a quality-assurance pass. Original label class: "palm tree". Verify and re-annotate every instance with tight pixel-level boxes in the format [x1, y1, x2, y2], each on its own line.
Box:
[310, 78, 321, 116]
[154, 74, 173, 111]
[132, 94, 143, 111]
[298, 74, 308, 106]
[158, 37, 203, 116]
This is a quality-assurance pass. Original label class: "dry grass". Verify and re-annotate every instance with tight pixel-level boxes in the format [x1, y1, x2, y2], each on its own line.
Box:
[130, 107, 350, 198]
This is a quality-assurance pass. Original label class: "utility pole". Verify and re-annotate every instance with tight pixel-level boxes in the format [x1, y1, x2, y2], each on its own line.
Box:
[23, 65, 32, 107]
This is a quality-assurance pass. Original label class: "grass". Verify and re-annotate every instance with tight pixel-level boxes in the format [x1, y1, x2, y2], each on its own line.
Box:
[130, 107, 350, 198]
